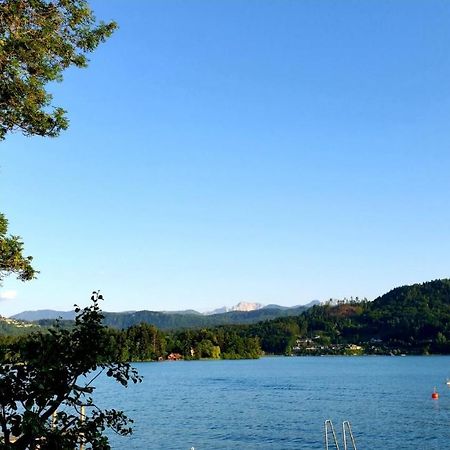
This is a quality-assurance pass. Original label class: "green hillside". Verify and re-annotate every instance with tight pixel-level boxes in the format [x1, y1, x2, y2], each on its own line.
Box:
[0, 317, 40, 336]
[292, 279, 450, 354]
[364, 279, 450, 345]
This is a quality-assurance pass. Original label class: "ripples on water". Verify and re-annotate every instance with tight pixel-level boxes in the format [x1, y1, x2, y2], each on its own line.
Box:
[94, 356, 450, 449]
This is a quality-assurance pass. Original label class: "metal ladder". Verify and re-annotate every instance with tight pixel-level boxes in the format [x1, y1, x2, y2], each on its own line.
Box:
[324, 420, 357, 450]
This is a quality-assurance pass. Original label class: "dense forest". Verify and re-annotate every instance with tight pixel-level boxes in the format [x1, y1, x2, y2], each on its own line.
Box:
[2, 279, 450, 361]
[291, 278, 450, 355]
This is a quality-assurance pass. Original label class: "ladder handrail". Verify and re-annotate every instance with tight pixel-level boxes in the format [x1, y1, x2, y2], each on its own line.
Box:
[324, 420, 357, 450]
[342, 421, 357, 450]
[324, 419, 341, 450]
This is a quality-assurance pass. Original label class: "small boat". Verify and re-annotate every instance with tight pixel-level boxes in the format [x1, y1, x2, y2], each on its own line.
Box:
[446, 379, 450, 386]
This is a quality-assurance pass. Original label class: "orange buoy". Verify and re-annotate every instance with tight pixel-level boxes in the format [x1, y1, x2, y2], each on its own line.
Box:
[432, 387, 439, 399]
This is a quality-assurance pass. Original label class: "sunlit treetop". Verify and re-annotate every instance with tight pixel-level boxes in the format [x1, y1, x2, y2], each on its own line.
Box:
[0, 0, 117, 140]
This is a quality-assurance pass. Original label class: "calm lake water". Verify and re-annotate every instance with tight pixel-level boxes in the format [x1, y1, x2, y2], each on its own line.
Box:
[95, 356, 450, 449]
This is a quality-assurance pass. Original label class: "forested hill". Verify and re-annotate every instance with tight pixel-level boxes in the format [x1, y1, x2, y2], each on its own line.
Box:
[372, 278, 450, 311]
[300, 278, 450, 354]
[365, 278, 450, 342]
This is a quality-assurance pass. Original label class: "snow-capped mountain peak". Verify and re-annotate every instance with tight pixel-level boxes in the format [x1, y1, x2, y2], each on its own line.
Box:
[205, 301, 263, 315]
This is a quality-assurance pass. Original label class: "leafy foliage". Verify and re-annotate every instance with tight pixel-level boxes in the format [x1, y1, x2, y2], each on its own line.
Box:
[0, 292, 141, 449]
[0, 0, 116, 139]
[0, 213, 36, 285]
[168, 326, 261, 360]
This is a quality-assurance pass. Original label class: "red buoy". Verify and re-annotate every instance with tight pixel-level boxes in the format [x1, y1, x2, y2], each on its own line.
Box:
[432, 387, 439, 399]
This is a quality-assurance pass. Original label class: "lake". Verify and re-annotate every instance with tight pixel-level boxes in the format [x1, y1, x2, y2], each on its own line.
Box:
[95, 356, 450, 449]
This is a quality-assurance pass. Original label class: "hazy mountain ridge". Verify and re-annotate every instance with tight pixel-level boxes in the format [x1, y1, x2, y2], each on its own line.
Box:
[12, 300, 320, 322]
[11, 301, 318, 330]
[103, 304, 314, 329]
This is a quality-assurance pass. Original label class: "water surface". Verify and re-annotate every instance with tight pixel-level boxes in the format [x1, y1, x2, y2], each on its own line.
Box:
[95, 356, 450, 449]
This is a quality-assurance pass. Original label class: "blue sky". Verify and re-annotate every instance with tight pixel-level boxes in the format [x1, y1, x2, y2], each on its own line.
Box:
[1, 0, 450, 315]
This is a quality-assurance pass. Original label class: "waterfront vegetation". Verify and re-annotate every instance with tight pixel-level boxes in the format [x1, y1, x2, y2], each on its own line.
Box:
[119, 277, 450, 358]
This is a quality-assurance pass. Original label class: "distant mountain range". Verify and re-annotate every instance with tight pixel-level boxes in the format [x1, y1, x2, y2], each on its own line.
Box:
[4, 279, 450, 355]
[11, 300, 320, 330]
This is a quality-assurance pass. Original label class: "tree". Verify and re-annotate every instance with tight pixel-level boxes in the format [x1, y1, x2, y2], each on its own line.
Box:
[126, 323, 166, 361]
[0, 3, 134, 448]
[0, 0, 115, 284]
[0, 213, 36, 284]
[0, 292, 142, 449]
[0, 0, 117, 140]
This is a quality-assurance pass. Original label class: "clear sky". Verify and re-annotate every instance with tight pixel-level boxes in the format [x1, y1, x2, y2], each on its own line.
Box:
[1, 0, 450, 316]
